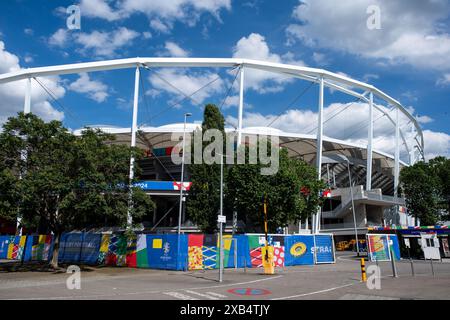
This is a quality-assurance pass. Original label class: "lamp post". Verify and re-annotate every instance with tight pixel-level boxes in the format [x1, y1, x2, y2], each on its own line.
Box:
[177, 113, 192, 235]
[346, 159, 360, 257]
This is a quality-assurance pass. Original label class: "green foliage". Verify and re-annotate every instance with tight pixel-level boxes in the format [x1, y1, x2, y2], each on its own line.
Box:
[400, 157, 450, 225]
[227, 146, 325, 233]
[0, 113, 154, 235]
[429, 157, 450, 220]
[187, 104, 225, 233]
[186, 104, 326, 233]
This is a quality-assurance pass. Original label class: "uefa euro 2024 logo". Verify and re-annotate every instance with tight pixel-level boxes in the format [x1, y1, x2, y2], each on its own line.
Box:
[161, 242, 171, 261]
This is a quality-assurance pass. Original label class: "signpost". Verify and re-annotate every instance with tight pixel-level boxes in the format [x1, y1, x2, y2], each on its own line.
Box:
[218, 154, 225, 283]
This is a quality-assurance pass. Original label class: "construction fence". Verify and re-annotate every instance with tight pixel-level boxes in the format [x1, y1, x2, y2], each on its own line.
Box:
[0, 233, 335, 270]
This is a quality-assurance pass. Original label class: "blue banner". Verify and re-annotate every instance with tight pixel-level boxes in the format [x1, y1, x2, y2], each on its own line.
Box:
[0, 236, 10, 259]
[388, 234, 401, 260]
[59, 233, 101, 264]
[314, 235, 335, 263]
[146, 234, 188, 270]
[234, 235, 252, 268]
[284, 235, 315, 266]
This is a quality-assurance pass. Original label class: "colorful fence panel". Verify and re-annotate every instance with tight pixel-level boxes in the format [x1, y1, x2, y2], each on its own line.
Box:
[97, 234, 109, 265]
[0, 236, 28, 260]
[146, 234, 188, 270]
[188, 234, 204, 270]
[21, 235, 54, 262]
[388, 234, 401, 260]
[136, 234, 148, 268]
[0, 236, 10, 259]
[284, 235, 315, 266]
[1, 233, 335, 269]
[187, 234, 252, 270]
[367, 234, 400, 261]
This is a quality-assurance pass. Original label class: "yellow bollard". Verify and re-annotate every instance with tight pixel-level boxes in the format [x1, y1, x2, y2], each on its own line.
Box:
[262, 246, 275, 275]
[360, 258, 367, 282]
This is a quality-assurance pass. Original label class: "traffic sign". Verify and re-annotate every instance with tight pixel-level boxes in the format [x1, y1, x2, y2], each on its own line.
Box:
[217, 215, 226, 223]
[227, 288, 272, 296]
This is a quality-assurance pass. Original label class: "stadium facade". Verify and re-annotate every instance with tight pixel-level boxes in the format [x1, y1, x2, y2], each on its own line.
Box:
[0, 58, 424, 241]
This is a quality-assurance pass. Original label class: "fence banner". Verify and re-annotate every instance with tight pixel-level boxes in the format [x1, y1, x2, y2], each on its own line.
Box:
[314, 234, 335, 263]
[0, 236, 10, 259]
[187, 234, 250, 270]
[97, 234, 110, 265]
[5, 236, 27, 260]
[188, 234, 205, 270]
[136, 234, 148, 268]
[126, 234, 137, 268]
[1, 232, 335, 268]
[146, 234, 188, 270]
[59, 233, 102, 264]
[387, 234, 401, 260]
[284, 235, 315, 266]
[105, 234, 128, 266]
[367, 234, 400, 261]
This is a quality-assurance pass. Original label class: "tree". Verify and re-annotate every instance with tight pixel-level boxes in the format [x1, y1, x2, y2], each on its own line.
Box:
[0, 113, 154, 268]
[186, 104, 326, 233]
[400, 161, 442, 226]
[186, 104, 225, 233]
[227, 144, 326, 233]
[429, 157, 450, 221]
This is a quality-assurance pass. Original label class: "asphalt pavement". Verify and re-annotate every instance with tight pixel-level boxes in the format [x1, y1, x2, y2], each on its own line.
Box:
[1, 252, 449, 300]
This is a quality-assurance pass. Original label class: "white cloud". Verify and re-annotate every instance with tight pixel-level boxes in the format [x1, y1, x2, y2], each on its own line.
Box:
[24, 28, 34, 36]
[0, 41, 20, 74]
[232, 33, 305, 93]
[24, 55, 33, 63]
[362, 74, 379, 82]
[150, 19, 172, 34]
[401, 91, 419, 102]
[121, 0, 231, 22]
[143, 31, 152, 39]
[312, 52, 329, 66]
[163, 41, 190, 57]
[0, 41, 65, 124]
[148, 68, 225, 106]
[422, 130, 450, 160]
[116, 97, 133, 110]
[78, 0, 231, 33]
[68, 73, 109, 103]
[436, 73, 450, 86]
[74, 27, 140, 57]
[286, 0, 450, 71]
[80, 0, 123, 21]
[49, 27, 139, 57]
[48, 28, 69, 47]
[226, 102, 448, 161]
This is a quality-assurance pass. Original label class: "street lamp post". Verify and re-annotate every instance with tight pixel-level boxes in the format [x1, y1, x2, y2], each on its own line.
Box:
[177, 113, 192, 235]
[346, 159, 360, 256]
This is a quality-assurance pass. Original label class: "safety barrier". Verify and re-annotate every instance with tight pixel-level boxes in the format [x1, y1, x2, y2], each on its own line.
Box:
[0, 232, 335, 270]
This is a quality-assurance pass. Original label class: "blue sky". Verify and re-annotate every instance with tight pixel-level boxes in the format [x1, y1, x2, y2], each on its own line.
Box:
[0, 0, 449, 161]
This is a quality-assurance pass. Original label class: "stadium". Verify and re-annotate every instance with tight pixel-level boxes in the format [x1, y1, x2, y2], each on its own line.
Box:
[0, 58, 424, 244]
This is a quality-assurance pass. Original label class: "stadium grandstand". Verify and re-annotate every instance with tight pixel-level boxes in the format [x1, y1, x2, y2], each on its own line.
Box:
[0, 58, 424, 243]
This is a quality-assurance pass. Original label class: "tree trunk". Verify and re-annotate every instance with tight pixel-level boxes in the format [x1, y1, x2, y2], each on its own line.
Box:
[50, 232, 61, 269]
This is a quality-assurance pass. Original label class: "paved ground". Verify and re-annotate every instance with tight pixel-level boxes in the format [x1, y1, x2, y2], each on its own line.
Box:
[1, 253, 449, 300]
